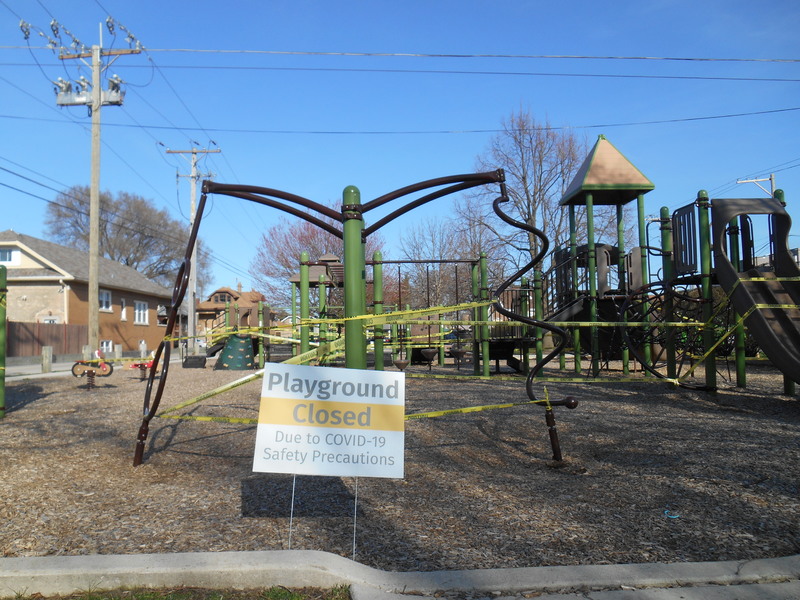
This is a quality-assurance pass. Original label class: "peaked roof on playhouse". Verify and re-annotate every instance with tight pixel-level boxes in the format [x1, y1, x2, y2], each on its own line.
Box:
[560, 134, 655, 207]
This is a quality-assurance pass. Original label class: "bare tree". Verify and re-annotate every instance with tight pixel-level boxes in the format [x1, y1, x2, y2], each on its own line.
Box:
[463, 110, 620, 272]
[45, 185, 211, 290]
[399, 219, 458, 308]
[249, 213, 385, 310]
[396, 215, 511, 318]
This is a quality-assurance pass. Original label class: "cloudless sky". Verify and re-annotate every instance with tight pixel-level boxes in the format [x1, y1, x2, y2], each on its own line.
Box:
[1, 0, 799, 299]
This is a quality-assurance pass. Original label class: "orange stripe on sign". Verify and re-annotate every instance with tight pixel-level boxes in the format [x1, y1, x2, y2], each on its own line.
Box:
[259, 397, 405, 431]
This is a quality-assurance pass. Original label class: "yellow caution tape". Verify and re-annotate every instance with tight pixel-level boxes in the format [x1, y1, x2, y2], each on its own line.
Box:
[158, 395, 557, 426]
[157, 370, 264, 416]
[157, 414, 258, 424]
[405, 397, 555, 420]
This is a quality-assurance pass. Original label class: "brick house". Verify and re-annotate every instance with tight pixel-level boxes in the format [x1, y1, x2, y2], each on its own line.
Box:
[196, 283, 268, 341]
[0, 230, 175, 356]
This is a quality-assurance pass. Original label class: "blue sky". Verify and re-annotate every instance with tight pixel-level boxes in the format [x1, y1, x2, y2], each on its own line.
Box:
[1, 0, 799, 295]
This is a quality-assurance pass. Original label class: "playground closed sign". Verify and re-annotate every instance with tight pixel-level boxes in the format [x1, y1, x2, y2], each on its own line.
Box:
[253, 363, 405, 478]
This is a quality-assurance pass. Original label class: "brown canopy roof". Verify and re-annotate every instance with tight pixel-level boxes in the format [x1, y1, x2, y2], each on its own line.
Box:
[560, 135, 654, 206]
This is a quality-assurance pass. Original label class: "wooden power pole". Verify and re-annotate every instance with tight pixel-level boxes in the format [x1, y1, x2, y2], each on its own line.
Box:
[56, 29, 140, 351]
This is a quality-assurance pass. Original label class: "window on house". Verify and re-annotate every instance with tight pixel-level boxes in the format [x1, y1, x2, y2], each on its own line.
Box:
[99, 289, 112, 311]
[100, 339, 113, 354]
[157, 304, 168, 326]
[134, 301, 149, 325]
[0, 249, 12, 262]
[120, 298, 127, 321]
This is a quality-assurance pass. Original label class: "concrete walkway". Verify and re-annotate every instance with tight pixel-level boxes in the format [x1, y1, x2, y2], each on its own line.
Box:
[1, 551, 799, 599]
[4, 360, 76, 380]
[4, 357, 185, 380]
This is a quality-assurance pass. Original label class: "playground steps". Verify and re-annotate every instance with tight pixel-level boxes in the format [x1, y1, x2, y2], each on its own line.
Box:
[741, 270, 800, 350]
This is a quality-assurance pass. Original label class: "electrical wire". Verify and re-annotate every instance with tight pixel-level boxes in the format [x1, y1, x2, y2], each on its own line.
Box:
[3, 13, 255, 267]
[146, 48, 800, 63]
[5, 104, 796, 136]
[0, 171, 252, 282]
[73, 62, 800, 84]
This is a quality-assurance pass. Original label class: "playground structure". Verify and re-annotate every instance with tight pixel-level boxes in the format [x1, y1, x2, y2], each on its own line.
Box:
[122, 135, 799, 466]
[132, 170, 555, 465]
[526, 136, 800, 394]
[239, 136, 800, 395]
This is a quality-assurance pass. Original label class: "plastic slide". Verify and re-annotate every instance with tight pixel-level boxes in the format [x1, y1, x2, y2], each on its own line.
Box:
[711, 198, 800, 384]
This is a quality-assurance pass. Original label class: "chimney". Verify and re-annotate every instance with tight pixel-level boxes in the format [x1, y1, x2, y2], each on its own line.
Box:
[237, 281, 243, 294]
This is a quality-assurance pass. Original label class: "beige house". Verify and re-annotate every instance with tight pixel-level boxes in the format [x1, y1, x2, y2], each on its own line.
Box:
[1, 230, 174, 355]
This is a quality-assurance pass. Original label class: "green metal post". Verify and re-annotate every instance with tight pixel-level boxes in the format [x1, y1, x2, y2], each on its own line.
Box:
[361, 221, 368, 320]
[534, 271, 544, 364]
[569, 206, 581, 373]
[776, 189, 795, 396]
[472, 260, 481, 375]
[438, 316, 445, 366]
[520, 276, 530, 373]
[300, 252, 310, 355]
[404, 304, 412, 361]
[264, 304, 271, 362]
[660, 207, 676, 380]
[391, 322, 398, 362]
[343, 186, 367, 369]
[318, 274, 328, 365]
[637, 193, 652, 373]
[727, 216, 747, 387]
[225, 301, 231, 329]
[258, 301, 265, 369]
[0, 265, 6, 419]
[480, 253, 491, 377]
[697, 190, 717, 390]
[586, 193, 600, 376]
[373, 251, 384, 371]
[290, 283, 297, 357]
[617, 205, 629, 376]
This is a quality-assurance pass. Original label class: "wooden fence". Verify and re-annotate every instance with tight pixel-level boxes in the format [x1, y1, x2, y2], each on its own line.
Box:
[6, 321, 88, 357]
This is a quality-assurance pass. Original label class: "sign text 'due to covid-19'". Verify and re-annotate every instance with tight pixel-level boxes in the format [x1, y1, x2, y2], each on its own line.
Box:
[252, 363, 405, 478]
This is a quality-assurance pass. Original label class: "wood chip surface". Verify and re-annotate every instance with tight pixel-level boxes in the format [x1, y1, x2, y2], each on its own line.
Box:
[1, 359, 798, 572]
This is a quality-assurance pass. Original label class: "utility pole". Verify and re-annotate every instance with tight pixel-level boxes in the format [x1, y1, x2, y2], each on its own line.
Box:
[736, 174, 776, 196]
[167, 147, 219, 355]
[52, 23, 140, 351]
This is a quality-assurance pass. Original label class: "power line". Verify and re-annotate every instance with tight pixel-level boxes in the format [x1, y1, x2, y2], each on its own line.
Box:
[6, 105, 796, 135]
[1, 8, 253, 286]
[136, 48, 800, 63]
[2, 105, 799, 138]
[4, 39, 799, 62]
[0, 172, 251, 282]
[122, 64, 800, 84]
[5, 60, 798, 83]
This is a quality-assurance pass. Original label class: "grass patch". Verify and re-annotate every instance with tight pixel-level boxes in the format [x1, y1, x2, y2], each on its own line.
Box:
[8, 585, 350, 600]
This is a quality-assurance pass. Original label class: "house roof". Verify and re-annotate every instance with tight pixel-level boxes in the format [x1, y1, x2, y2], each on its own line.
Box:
[560, 135, 655, 206]
[204, 286, 265, 304]
[196, 286, 266, 312]
[0, 229, 172, 299]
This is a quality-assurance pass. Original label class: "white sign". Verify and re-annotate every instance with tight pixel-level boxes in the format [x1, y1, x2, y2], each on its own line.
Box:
[253, 363, 405, 478]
